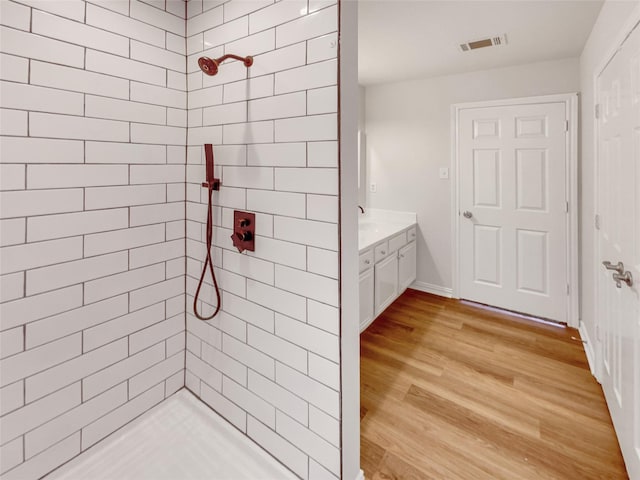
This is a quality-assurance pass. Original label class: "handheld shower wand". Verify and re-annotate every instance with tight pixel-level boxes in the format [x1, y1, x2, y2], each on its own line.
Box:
[203, 143, 219, 190]
[193, 144, 222, 320]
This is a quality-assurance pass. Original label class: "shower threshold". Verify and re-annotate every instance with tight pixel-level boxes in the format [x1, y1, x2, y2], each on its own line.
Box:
[45, 389, 297, 480]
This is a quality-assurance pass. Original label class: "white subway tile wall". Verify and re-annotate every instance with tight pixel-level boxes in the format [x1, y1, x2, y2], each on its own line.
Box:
[185, 1, 339, 479]
[0, 0, 187, 478]
[0, 0, 341, 478]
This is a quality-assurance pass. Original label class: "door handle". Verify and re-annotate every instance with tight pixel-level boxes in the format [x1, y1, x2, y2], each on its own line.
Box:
[463, 211, 473, 219]
[612, 271, 634, 288]
[602, 261, 624, 274]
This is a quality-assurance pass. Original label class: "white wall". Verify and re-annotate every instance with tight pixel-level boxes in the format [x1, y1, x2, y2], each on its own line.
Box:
[0, 1, 187, 478]
[184, 2, 342, 480]
[358, 85, 366, 206]
[578, 0, 639, 349]
[364, 57, 580, 292]
[340, 3, 361, 480]
[358, 85, 366, 130]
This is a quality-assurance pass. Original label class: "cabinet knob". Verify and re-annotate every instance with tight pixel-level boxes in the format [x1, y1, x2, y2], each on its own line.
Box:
[381, 250, 386, 255]
[364, 260, 371, 265]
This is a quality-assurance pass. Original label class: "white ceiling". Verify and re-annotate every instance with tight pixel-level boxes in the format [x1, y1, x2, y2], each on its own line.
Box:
[358, 0, 604, 85]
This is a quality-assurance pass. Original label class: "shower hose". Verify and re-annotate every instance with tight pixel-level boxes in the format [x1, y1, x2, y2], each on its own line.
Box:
[193, 182, 221, 320]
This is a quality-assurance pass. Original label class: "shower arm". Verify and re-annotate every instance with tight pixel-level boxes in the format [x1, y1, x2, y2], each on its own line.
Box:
[215, 54, 253, 67]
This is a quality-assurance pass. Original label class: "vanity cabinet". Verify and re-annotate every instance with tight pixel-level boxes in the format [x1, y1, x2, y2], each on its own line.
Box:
[374, 254, 399, 316]
[358, 222, 417, 333]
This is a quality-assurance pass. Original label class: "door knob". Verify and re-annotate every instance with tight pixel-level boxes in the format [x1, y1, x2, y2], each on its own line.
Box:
[463, 211, 473, 219]
[602, 261, 624, 274]
[612, 271, 633, 288]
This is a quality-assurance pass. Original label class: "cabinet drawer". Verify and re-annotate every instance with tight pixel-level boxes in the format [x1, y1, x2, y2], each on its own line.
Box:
[359, 249, 373, 273]
[374, 241, 389, 263]
[388, 231, 407, 253]
[407, 227, 417, 242]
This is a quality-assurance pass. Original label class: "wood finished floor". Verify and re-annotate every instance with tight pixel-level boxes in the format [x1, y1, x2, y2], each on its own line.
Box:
[360, 290, 628, 480]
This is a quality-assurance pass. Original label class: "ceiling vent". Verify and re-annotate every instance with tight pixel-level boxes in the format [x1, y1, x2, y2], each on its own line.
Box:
[459, 34, 507, 52]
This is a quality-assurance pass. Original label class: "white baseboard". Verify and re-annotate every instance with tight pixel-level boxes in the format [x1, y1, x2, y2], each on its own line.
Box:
[355, 469, 365, 480]
[411, 281, 453, 298]
[579, 322, 597, 378]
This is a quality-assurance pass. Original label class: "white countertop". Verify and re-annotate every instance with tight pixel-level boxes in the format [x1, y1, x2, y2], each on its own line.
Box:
[358, 208, 417, 251]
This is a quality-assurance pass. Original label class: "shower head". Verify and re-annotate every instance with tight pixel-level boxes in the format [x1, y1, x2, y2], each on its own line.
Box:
[197, 54, 253, 76]
[198, 56, 219, 76]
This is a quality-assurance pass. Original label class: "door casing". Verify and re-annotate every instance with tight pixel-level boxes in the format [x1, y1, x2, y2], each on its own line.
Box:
[451, 94, 579, 327]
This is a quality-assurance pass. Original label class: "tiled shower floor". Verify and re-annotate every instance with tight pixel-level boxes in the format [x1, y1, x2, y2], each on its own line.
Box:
[45, 389, 297, 480]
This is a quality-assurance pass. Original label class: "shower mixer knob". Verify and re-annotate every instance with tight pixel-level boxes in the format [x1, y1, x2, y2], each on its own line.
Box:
[231, 210, 255, 253]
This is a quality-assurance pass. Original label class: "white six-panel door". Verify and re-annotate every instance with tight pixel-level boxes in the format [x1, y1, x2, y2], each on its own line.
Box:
[457, 101, 569, 322]
[596, 20, 640, 480]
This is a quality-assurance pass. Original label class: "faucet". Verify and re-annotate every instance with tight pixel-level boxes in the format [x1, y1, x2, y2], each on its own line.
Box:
[358, 205, 365, 214]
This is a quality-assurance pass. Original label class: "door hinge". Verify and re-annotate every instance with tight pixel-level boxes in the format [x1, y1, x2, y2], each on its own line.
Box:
[595, 214, 601, 230]
[565, 120, 569, 132]
[565, 201, 569, 213]
[595, 104, 600, 119]
[596, 325, 601, 341]
[566, 284, 570, 295]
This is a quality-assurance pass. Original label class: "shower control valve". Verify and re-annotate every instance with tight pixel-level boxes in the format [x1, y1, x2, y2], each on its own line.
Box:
[231, 210, 255, 253]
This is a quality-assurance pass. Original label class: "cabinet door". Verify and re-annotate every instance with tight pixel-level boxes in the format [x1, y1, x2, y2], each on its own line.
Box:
[359, 268, 374, 332]
[375, 254, 398, 316]
[398, 241, 417, 293]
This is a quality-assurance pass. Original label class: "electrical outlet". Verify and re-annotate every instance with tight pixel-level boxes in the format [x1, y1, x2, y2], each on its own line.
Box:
[439, 167, 449, 179]
[369, 183, 377, 193]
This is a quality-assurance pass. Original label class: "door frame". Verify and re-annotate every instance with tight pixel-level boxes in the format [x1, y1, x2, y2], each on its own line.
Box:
[592, 9, 640, 381]
[451, 93, 579, 327]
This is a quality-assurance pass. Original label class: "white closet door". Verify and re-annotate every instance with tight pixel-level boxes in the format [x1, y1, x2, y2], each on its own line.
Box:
[458, 101, 568, 322]
[596, 21, 640, 480]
